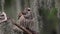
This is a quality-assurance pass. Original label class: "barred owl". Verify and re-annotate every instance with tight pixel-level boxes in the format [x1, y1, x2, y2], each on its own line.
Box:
[17, 8, 38, 34]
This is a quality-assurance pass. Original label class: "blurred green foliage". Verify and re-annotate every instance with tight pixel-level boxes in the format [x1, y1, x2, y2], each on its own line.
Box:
[47, 7, 58, 29]
[47, 8, 57, 20]
[39, 7, 58, 34]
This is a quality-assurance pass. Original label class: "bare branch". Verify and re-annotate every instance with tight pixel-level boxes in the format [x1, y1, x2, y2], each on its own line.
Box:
[11, 18, 32, 34]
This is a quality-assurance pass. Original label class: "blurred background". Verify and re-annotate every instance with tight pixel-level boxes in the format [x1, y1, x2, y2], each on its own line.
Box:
[0, 0, 59, 34]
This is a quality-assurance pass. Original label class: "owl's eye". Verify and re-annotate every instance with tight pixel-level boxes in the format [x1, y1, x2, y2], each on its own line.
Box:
[28, 9, 30, 11]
